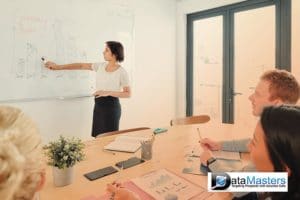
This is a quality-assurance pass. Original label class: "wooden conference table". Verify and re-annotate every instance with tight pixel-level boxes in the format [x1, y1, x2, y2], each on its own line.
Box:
[40, 122, 252, 200]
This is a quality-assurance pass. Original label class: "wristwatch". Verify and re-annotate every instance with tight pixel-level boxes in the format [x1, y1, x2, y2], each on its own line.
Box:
[207, 157, 216, 166]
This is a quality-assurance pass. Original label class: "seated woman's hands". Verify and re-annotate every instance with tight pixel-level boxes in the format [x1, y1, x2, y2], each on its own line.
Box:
[106, 182, 140, 200]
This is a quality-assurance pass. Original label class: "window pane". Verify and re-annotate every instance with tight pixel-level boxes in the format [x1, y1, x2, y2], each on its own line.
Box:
[234, 6, 275, 128]
[193, 16, 223, 122]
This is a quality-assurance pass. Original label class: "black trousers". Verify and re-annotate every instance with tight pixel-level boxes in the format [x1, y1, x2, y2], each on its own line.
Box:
[91, 96, 121, 137]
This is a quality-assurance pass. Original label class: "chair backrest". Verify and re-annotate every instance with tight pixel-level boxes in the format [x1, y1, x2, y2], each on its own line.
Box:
[170, 115, 210, 126]
[95, 127, 151, 138]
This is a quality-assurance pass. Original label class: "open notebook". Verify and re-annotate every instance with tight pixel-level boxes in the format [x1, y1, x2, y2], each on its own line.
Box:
[104, 135, 151, 153]
[189, 146, 241, 161]
[212, 150, 240, 160]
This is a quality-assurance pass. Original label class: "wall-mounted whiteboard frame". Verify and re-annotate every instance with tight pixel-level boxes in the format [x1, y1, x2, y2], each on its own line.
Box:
[0, 0, 134, 102]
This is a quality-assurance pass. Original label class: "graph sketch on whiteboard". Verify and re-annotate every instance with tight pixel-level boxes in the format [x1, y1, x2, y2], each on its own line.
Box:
[0, 0, 134, 102]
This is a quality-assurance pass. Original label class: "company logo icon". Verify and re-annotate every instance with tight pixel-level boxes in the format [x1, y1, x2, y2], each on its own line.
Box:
[211, 173, 231, 190]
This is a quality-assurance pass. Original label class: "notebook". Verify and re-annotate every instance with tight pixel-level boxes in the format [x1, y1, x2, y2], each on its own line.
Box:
[182, 156, 205, 176]
[188, 145, 241, 161]
[212, 150, 240, 161]
[103, 135, 151, 153]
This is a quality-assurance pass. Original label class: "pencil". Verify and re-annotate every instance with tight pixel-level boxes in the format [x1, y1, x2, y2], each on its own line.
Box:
[197, 128, 203, 140]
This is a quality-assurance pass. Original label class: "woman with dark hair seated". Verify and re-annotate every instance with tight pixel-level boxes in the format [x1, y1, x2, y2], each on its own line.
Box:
[245, 105, 300, 200]
[106, 105, 300, 200]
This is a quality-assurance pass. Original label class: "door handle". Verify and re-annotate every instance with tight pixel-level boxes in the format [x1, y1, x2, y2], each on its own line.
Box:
[233, 92, 243, 96]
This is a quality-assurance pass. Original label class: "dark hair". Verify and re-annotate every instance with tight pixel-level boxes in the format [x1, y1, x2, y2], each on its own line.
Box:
[106, 41, 124, 62]
[261, 105, 300, 200]
[261, 69, 300, 104]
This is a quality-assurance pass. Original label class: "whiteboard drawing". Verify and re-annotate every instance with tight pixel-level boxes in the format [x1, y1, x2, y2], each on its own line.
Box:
[0, 0, 134, 102]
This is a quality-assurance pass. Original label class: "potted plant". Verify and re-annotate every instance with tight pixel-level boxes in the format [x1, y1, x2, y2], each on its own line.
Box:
[44, 135, 85, 187]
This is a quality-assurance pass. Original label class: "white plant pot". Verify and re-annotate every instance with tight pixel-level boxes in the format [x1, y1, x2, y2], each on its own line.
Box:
[52, 166, 74, 187]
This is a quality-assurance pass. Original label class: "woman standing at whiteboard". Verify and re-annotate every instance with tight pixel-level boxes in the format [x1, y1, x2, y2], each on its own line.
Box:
[45, 41, 131, 137]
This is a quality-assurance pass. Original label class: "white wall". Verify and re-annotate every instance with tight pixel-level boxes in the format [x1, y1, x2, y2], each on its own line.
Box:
[5, 0, 176, 143]
[175, 0, 245, 117]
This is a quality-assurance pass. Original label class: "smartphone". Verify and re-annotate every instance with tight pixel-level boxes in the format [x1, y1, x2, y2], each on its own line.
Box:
[115, 157, 145, 169]
[84, 166, 118, 181]
[200, 164, 210, 175]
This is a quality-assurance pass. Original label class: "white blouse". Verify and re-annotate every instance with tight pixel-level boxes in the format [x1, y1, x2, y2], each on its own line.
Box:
[92, 62, 129, 92]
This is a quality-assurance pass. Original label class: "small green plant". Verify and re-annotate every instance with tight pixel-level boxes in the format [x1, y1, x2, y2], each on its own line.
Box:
[43, 135, 85, 169]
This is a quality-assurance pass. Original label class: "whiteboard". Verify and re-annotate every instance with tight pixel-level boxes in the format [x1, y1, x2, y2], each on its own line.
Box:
[0, 0, 134, 102]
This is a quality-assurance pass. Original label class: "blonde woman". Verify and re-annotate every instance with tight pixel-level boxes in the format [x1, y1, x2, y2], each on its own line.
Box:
[0, 106, 45, 200]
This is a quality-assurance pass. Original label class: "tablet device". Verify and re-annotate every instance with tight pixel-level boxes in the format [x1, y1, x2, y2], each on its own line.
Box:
[115, 157, 145, 169]
[84, 166, 118, 181]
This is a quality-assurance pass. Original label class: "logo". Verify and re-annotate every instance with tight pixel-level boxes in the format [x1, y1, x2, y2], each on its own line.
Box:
[208, 172, 288, 192]
[210, 173, 231, 190]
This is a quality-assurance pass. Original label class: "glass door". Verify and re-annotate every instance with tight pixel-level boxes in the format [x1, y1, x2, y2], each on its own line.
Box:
[193, 16, 223, 122]
[233, 5, 276, 128]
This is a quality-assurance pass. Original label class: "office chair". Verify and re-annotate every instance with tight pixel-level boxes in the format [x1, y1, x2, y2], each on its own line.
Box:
[95, 127, 151, 138]
[170, 115, 210, 126]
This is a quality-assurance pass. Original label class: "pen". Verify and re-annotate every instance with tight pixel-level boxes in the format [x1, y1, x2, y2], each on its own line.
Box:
[197, 128, 203, 141]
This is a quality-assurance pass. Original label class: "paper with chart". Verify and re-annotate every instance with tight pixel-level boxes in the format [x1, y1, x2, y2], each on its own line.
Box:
[132, 169, 203, 200]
